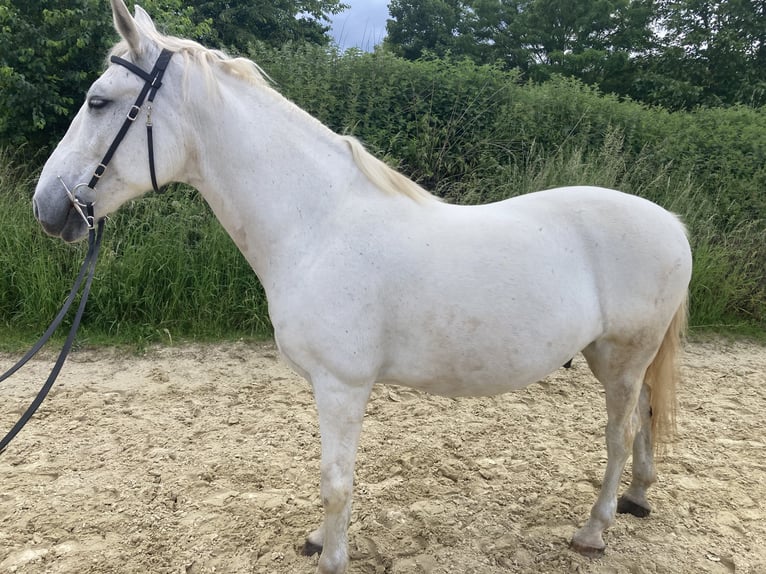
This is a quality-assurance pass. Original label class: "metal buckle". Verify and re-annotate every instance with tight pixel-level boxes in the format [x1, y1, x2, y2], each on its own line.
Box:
[127, 105, 141, 121]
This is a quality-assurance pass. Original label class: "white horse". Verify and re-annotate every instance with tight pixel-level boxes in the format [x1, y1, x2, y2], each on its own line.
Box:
[32, 2, 692, 572]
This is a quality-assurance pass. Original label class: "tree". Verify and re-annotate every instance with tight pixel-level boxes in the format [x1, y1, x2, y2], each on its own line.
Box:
[385, 0, 468, 60]
[186, 0, 348, 53]
[517, 0, 656, 98]
[0, 0, 114, 150]
[384, 0, 766, 109]
[385, 0, 656, 93]
[637, 0, 766, 108]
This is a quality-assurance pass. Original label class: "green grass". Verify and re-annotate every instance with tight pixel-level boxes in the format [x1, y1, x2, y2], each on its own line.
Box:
[0, 152, 271, 349]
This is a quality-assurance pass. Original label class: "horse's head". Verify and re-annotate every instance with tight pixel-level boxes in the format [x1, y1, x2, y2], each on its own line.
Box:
[33, 0, 189, 242]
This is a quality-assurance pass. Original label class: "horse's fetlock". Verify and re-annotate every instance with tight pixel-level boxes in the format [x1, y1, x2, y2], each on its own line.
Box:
[317, 549, 348, 574]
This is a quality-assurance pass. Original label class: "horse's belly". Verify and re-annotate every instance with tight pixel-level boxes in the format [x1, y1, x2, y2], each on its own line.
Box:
[377, 308, 599, 397]
[379, 357, 561, 397]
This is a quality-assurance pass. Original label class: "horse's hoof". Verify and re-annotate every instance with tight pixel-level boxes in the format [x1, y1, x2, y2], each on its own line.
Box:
[569, 539, 606, 558]
[617, 495, 651, 518]
[302, 539, 323, 557]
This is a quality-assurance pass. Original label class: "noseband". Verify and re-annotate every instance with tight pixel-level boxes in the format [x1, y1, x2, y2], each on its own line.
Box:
[60, 48, 174, 228]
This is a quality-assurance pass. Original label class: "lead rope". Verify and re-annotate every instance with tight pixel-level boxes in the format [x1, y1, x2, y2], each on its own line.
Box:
[0, 217, 104, 454]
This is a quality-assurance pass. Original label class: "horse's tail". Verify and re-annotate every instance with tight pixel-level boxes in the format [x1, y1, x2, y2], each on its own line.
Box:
[645, 295, 688, 452]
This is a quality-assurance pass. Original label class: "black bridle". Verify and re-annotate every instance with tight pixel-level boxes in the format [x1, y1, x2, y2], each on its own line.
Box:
[0, 49, 174, 454]
[61, 48, 174, 229]
[97, 49, 174, 194]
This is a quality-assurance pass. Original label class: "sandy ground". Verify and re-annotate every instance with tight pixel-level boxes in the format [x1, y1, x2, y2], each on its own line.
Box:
[0, 339, 764, 574]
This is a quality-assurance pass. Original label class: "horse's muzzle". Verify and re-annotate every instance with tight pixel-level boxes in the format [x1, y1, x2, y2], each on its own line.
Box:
[33, 196, 90, 243]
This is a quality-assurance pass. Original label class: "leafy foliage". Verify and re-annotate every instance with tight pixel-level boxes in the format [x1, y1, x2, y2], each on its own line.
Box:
[260, 45, 766, 224]
[0, 0, 114, 150]
[4, 0, 766, 154]
[1, 3, 764, 342]
[185, 0, 348, 52]
[386, 0, 470, 61]
[0, 0, 343, 152]
[642, 0, 766, 108]
[384, 0, 766, 109]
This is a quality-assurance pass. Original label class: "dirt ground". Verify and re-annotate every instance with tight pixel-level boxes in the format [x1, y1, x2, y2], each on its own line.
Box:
[0, 339, 764, 574]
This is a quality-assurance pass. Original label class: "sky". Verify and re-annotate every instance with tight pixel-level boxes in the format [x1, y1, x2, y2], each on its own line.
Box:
[329, 0, 390, 51]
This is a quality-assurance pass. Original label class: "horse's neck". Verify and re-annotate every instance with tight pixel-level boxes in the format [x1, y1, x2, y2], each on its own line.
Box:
[184, 75, 361, 282]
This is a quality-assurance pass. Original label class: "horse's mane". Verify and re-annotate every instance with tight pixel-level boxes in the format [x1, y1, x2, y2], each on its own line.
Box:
[109, 25, 438, 204]
[109, 35, 271, 94]
[340, 136, 437, 203]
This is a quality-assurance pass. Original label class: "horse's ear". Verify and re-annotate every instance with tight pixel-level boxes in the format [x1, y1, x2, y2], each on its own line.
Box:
[133, 5, 158, 33]
[111, 0, 142, 54]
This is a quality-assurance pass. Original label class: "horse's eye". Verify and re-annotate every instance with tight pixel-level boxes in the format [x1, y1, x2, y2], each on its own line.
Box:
[88, 97, 111, 109]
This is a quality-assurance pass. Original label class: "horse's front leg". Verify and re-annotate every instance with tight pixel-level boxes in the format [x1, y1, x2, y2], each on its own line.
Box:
[302, 373, 371, 574]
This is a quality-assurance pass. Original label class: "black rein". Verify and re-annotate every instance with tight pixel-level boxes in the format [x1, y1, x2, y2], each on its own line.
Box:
[0, 219, 104, 454]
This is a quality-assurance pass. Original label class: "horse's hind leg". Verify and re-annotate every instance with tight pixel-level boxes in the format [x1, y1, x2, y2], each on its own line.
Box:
[302, 373, 371, 574]
[617, 383, 654, 518]
[571, 341, 654, 556]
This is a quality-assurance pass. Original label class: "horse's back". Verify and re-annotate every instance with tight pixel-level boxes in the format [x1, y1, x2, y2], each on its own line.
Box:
[441, 185, 690, 311]
[512, 187, 691, 328]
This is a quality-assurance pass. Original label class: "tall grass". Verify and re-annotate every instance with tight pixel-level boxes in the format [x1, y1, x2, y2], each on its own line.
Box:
[1, 139, 762, 347]
[84, 188, 270, 343]
[0, 149, 87, 345]
[0, 153, 269, 348]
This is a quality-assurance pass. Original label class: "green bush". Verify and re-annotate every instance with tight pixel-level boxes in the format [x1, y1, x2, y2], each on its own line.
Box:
[258, 47, 766, 226]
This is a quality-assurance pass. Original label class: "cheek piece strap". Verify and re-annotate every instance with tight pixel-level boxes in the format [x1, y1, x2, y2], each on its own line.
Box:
[87, 48, 174, 197]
